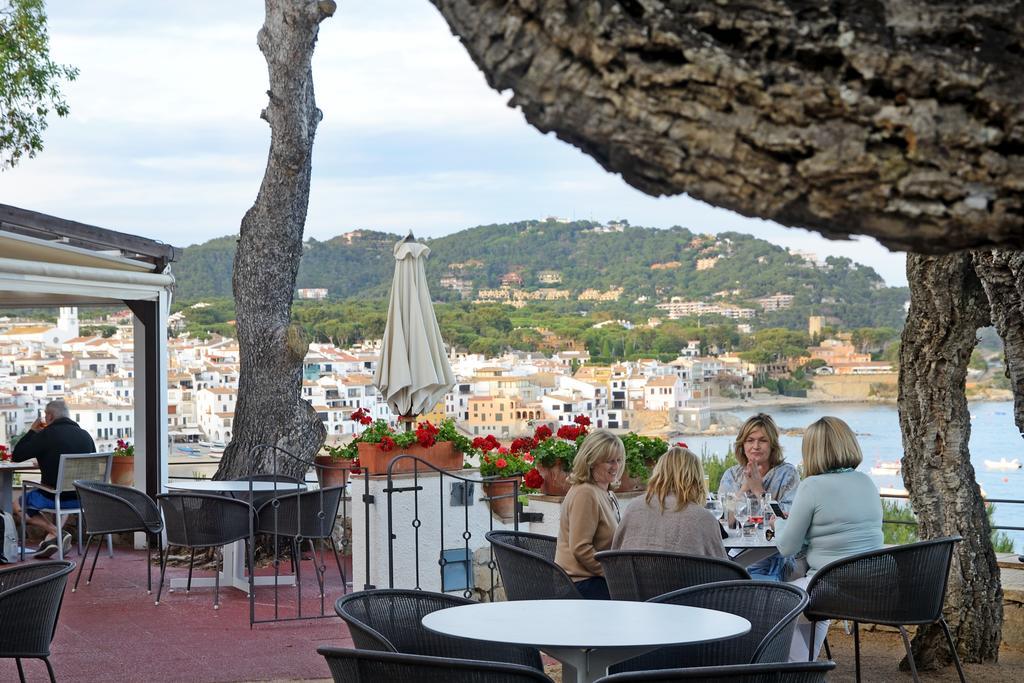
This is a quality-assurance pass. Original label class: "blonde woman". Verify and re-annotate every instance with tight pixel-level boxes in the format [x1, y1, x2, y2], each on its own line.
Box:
[774, 416, 883, 661]
[611, 446, 727, 558]
[718, 413, 799, 510]
[554, 429, 624, 600]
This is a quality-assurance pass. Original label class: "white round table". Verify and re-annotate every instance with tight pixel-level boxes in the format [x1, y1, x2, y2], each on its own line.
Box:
[422, 599, 750, 683]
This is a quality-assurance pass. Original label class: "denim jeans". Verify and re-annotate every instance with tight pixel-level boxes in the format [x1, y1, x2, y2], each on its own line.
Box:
[575, 576, 611, 600]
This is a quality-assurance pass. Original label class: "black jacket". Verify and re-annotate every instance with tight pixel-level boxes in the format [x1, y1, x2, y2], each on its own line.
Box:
[13, 417, 96, 490]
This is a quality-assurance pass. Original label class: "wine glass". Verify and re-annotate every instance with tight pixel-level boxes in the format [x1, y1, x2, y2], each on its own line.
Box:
[733, 494, 750, 534]
[747, 494, 764, 531]
[706, 494, 724, 521]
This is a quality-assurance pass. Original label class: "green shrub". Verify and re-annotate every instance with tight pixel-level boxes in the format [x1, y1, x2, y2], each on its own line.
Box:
[700, 445, 738, 494]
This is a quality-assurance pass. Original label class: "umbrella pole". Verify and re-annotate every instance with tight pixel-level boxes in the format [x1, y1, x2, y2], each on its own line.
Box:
[399, 414, 416, 432]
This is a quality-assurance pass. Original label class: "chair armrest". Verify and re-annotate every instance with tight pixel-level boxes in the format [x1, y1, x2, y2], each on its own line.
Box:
[21, 480, 57, 495]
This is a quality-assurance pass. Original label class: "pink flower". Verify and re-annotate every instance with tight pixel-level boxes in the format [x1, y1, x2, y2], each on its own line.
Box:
[495, 458, 508, 469]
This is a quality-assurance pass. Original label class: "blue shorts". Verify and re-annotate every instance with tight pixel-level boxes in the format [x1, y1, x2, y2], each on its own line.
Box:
[21, 489, 79, 516]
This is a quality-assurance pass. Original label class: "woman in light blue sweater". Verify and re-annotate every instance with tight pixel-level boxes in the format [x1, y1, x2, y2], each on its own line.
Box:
[774, 416, 883, 662]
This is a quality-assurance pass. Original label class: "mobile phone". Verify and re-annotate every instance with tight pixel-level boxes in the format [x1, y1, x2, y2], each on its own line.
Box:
[769, 502, 785, 517]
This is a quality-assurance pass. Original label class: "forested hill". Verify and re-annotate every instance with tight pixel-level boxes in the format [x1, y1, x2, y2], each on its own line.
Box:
[172, 219, 908, 328]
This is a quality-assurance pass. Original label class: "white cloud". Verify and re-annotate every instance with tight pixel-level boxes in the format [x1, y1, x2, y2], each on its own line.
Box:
[0, 0, 907, 287]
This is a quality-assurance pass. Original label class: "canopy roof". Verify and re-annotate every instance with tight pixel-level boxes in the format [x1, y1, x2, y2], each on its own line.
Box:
[0, 203, 179, 307]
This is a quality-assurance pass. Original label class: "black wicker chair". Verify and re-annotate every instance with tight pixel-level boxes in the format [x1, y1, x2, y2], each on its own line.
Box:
[596, 549, 751, 601]
[318, 647, 553, 682]
[256, 485, 346, 595]
[595, 661, 835, 682]
[155, 492, 254, 609]
[0, 561, 76, 683]
[335, 589, 543, 670]
[484, 530, 580, 600]
[804, 536, 966, 683]
[243, 473, 305, 510]
[611, 580, 808, 674]
[72, 480, 164, 594]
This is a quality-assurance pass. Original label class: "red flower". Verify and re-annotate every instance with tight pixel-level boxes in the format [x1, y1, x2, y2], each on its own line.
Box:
[482, 455, 491, 464]
[350, 466, 362, 475]
[574, 415, 591, 427]
[557, 424, 582, 441]
[510, 437, 536, 453]
[415, 420, 439, 448]
[534, 425, 552, 441]
[675, 441, 689, 448]
[352, 458, 360, 467]
[380, 436, 396, 452]
[497, 446, 509, 455]
[351, 408, 372, 425]
[523, 453, 534, 464]
[0, 445, 8, 462]
[524, 468, 544, 489]
[473, 435, 501, 452]
[495, 458, 508, 469]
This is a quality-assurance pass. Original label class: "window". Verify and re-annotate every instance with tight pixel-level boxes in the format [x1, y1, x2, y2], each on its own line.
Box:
[97, 414, 102, 423]
[495, 414, 502, 422]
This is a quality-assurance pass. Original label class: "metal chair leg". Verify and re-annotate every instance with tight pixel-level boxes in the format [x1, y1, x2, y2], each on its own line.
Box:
[155, 546, 171, 605]
[187, 548, 195, 592]
[898, 625, 921, 683]
[823, 636, 831, 659]
[938, 618, 967, 683]
[86, 532, 104, 584]
[807, 620, 817, 662]
[15, 657, 25, 683]
[73, 535, 96, 592]
[853, 621, 860, 683]
[43, 657, 56, 683]
[328, 537, 347, 592]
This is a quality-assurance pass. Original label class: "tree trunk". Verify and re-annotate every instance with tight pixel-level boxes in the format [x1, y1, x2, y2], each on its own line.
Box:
[428, 0, 1024, 252]
[215, 0, 336, 481]
[973, 251, 1024, 437]
[898, 253, 1001, 665]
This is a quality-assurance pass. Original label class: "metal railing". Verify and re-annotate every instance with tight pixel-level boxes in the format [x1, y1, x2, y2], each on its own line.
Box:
[881, 491, 1024, 534]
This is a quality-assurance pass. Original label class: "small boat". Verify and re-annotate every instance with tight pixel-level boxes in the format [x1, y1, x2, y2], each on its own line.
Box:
[984, 457, 1021, 471]
[870, 460, 902, 476]
[177, 446, 201, 455]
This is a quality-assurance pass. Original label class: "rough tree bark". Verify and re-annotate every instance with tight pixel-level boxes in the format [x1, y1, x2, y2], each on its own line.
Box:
[898, 253, 1001, 665]
[428, 0, 1024, 253]
[215, 0, 336, 481]
[974, 252, 1024, 437]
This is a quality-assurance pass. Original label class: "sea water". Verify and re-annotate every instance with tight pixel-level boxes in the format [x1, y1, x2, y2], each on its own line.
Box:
[676, 401, 1023, 552]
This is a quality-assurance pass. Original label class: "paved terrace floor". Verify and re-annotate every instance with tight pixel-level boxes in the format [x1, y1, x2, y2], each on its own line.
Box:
[4, 547, 352, 683]
[5, 547, 1024, 683]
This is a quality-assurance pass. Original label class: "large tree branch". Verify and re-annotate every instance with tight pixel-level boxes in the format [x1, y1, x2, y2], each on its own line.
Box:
[429, 0, 1024, 253]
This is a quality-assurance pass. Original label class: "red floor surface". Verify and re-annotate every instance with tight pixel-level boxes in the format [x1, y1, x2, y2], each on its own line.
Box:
[6, 547, 353, 683]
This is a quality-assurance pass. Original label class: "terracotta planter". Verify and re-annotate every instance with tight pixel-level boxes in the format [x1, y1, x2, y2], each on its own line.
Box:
[483, 477, 521, 520]
[314, 455, 350, 488]
[535, 462, 571, 496]
[110, 456, 134, 486]
[356, 440, 462, 475]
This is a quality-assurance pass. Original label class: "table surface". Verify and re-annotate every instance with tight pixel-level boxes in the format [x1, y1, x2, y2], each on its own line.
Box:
[0, 461, 37, 470]
[165, 480, 306, 493]
[423, 600, 750, 649]
[724, 533, 776, 549]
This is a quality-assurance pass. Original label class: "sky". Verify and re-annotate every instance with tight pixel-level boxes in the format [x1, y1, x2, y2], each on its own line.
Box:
[1, 0, 908, 286]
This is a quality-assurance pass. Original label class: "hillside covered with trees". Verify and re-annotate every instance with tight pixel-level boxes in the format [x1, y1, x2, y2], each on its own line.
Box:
[172, 218, 908, 330]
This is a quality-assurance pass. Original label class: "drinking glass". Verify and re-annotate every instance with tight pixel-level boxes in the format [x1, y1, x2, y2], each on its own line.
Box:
[746, 494, 764, 535]
[705, 494, 724, 521]
[734, 494, 750, 535]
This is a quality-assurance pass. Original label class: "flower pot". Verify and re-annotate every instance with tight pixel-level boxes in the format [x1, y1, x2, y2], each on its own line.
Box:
[483, 477, 521, 520]
[356, 440, 462, 475]
[111, 456, 135, 486]
[314, 455, 350, 488]
[535, 462, 571, 496]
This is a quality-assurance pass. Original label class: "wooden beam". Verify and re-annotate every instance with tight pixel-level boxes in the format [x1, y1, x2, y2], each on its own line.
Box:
[0, 204, 181, 268]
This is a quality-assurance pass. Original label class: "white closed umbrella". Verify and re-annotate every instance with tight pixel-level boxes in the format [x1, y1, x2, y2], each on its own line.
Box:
[373, 235, 456, 422]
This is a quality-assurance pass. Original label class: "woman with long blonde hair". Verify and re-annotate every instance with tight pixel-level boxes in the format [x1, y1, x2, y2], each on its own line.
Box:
[554, 429, 624, 600]
[611, 446, 727, 558]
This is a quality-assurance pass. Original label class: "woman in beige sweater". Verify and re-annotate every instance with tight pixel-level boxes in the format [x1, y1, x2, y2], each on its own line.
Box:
[554, 429, 624, 600]
[612, 446, 727, 558]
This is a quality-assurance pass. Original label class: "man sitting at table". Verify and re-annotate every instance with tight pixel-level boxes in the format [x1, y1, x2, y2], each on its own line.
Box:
[12, 399, 96, 558]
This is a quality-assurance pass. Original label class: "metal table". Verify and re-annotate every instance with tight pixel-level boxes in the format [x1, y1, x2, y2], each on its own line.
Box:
[164, 480, 306, 593]
[423, 599, 750, 683]
[724, 530, 779, 566]
[0, 460, 38, 514]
